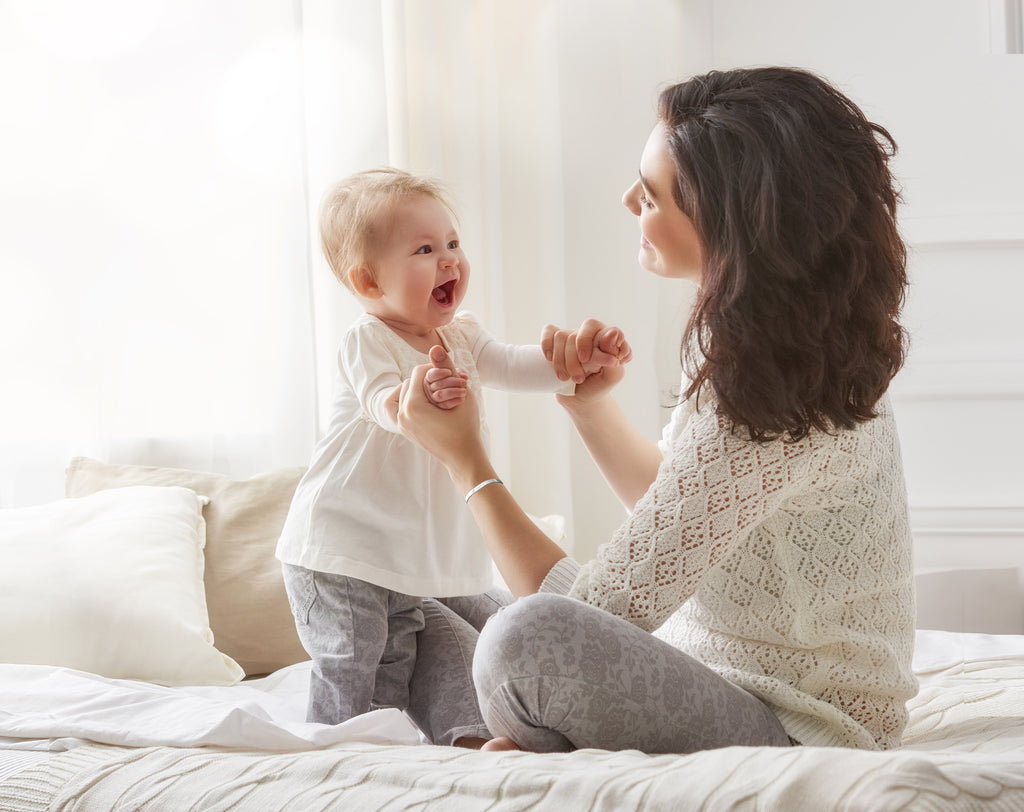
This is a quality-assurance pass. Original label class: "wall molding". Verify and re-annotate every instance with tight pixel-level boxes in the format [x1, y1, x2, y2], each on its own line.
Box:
[911, 505, 1024, 574]
[911, 505, 1024, 535]
[890, 357, 1024, 400]
[900, 212, 1024, 248]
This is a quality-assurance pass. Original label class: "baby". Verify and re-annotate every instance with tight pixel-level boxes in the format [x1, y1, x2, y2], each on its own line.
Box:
[275, 168, 628, 738]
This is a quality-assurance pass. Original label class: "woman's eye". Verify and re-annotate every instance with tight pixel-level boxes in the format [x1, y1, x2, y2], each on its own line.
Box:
[639, 195, 653, 209]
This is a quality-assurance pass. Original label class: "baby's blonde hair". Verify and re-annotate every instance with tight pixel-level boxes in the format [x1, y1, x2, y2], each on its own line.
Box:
[319, 167, 456, 291]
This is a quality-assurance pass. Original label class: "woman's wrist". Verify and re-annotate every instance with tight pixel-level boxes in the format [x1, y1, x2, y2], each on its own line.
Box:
[556, 390, 611, 424]
[446, 452, 499, 497]
[464, 477, 503, 502]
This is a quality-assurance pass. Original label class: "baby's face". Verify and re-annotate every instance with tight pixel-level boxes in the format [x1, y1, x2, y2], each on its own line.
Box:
[364, 194, 470, 337]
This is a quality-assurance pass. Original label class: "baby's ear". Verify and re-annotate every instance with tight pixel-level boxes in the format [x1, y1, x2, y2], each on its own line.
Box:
[349, 265, 382, 299]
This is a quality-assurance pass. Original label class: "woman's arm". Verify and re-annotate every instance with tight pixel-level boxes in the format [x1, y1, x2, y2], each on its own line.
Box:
[542, 320, 662, 511]
[558, 394, 663, 511]
[460, 474, 569, 597]
[395, 347, 567, 596]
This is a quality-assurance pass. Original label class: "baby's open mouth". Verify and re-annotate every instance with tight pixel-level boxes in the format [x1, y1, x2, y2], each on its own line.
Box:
[432, 280, 456, 306]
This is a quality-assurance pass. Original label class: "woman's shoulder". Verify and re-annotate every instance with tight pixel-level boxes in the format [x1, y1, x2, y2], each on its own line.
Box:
[667, 390, 900, 472]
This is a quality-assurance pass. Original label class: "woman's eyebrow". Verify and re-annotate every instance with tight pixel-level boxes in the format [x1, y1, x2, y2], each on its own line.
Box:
[638, 171, 657, 198]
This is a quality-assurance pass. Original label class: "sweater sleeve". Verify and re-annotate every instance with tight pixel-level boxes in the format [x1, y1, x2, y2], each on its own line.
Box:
[539, 557, 582, 595]
[566, 404, 806, 632]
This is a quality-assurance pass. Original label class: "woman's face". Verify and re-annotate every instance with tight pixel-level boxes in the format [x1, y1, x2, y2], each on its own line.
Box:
[622, 122, 704, 285]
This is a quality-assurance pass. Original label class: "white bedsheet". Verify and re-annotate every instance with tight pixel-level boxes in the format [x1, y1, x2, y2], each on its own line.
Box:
[0, 630, 1022, 755]
[912, 628, 1024, 672]
[0, 661, 420, 752]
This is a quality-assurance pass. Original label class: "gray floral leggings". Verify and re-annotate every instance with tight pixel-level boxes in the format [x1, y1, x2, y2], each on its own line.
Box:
[286, 563, 790, 752]
[472, 593, 793, 753]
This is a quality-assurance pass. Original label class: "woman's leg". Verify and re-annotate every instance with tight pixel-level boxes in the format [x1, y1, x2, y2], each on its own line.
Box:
[407, 589, 510, 745]
[473, 593, 792, 753]
[439, 587, 512, 631]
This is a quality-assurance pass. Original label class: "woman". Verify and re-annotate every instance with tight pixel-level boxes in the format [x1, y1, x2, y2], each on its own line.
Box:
[396, 66, 917, 753]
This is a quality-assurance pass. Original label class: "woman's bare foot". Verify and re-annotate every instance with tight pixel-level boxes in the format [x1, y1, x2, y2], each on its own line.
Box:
[480, 736, 523, 752]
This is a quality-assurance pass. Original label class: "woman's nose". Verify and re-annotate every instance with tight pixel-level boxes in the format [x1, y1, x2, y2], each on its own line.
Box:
[622, 180, 640, 214]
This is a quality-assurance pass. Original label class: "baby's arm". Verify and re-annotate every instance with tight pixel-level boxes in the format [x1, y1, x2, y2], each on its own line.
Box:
[424, 348, 469, 410]
[472, 327, 631, 394]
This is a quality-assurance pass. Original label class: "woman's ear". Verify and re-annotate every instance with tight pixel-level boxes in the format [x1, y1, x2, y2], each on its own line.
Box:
[349, 265, 382, 299]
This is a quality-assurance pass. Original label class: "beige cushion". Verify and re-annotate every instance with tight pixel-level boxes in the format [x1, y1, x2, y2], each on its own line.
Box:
[66, 457, 308, 676]
[0, 486, 244, 686]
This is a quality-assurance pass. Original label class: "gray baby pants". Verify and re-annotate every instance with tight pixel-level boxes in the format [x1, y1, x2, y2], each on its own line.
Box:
[473, 593, 793, 753]
[281, 562, 507, 745]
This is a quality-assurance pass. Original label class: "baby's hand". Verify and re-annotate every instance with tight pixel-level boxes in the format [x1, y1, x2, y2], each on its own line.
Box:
[589, 326, 633, 373]
[542, 320, 632, 396]
[423, 345, 469, 410]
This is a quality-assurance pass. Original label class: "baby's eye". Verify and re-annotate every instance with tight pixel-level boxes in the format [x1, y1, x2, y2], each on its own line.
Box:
[415, 245, 432, 254]
[447, 239, 459, 250]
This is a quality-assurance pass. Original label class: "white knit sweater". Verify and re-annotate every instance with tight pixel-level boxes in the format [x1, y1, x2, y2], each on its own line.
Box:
[541, 392, 918, 750]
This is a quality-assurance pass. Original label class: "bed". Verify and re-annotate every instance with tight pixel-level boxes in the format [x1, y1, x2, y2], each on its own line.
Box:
[1, 458, 1023, 811]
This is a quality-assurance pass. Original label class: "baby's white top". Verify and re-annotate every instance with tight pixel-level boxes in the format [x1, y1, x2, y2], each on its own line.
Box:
[276, 311, 571, 597]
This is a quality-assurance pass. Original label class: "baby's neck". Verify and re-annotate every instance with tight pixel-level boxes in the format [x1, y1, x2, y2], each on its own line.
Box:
[374, 316, 442, 354]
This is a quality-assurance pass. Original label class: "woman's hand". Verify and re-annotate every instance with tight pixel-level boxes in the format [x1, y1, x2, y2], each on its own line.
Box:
[395, 346, 490, 484]
[542, 319, 632, 403]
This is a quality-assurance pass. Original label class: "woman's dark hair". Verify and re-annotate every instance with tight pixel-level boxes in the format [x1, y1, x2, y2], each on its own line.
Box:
[658, 67, 908, 441]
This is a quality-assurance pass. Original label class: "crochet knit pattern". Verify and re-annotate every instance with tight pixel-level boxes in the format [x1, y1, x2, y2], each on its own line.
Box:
[563, 394, 918, 750]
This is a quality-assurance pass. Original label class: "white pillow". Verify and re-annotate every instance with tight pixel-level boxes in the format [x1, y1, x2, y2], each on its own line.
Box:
[65, 458, 309, 676]
[0, 486, 244, 686]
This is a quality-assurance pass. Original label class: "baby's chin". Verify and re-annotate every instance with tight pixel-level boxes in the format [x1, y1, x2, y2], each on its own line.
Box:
[427, 307, 459, 330]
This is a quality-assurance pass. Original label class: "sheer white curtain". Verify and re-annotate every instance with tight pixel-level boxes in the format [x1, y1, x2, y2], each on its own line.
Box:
[0, 0, 383, 507]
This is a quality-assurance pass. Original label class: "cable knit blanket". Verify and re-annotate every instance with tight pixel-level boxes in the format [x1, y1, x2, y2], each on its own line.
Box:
[6, 741, 1024, 811]
[2, 634, 1024, 811]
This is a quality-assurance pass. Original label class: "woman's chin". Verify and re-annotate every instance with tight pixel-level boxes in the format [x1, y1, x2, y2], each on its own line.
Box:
[637, 251, 657, 274]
